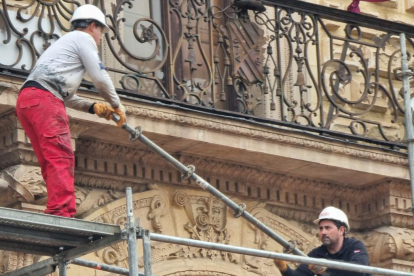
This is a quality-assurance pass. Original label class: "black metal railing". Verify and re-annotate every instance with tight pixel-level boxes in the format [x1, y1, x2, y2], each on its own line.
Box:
[1, 0, 413, 149]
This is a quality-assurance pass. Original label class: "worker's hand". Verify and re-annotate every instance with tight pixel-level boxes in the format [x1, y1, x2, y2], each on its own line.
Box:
[308, 264, 327, 275]
[274, 259, 288, 272]
[93, 103, 114, 120]
[112, 103, 126, 127]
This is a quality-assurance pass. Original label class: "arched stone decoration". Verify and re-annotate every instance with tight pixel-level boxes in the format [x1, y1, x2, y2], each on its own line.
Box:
[66, 187, 320, 276]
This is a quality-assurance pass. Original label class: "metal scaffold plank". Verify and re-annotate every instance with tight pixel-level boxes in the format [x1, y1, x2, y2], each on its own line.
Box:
[2, 233, 125, 276]
[64, 233, 125, 260]
[0, 224, 92, 247]
[0, 240, 59, 256]
[0, 207, 121, 236]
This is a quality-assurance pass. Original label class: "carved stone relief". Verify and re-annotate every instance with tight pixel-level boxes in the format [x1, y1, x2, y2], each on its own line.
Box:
[0, 251, 33, 275]
[74, 137, 414, 230]
[0, 165, 45, 207]
[63, 187, 322, 276]
[242, 205, 320, 276]
[75, 187, 125, 218]
[171, 189, 238, 263]
[357, 227, 414, 266]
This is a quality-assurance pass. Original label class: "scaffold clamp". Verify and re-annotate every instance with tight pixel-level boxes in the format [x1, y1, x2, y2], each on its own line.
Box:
[182, 165, 195, 180]
[130, 126, 143, 141]
[234, 203, 246, 218]
[283, 240, 297, 254]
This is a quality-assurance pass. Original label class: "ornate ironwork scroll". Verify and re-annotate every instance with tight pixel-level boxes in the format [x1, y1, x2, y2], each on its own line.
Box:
[1, 0, 413, 144]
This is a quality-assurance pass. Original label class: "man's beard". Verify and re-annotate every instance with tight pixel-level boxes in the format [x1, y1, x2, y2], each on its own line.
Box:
[321, 236, 332, 246]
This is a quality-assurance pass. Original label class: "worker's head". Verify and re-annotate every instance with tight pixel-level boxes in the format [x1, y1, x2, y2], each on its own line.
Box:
[314, 207, 349, 246]
[70, 4, 109, 46]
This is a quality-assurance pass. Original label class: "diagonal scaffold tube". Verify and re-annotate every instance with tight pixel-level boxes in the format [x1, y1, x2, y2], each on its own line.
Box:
[112, 114, 305, 257]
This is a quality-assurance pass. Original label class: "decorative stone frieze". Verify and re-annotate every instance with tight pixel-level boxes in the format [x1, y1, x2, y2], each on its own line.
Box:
[72, 138, 413, 230]
[66, 188, 320, 276]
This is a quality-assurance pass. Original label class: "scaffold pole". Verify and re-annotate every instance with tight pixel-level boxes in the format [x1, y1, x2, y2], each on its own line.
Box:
[126, 187, 139, 276]
[112, 115, 305, 257]
[150, 233, 414, 276]
[400, 33, 414, 218]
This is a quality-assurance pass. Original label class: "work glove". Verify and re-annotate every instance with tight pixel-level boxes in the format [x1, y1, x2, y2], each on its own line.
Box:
[274, 259, 288, 272]
[308, 264, 327, 275]
[93, 103, 114, 120]
[112, 103, 127, 127]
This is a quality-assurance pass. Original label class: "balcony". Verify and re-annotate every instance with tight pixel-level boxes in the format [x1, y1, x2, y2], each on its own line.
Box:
[0, 0, 413, 150]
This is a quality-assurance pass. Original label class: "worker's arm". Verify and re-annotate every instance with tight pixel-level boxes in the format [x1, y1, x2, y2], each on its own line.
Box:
[342, 240, 370, 276]
[281, 263, 315, 276]
[348, 240, 370, 266]
[275, 249, 317, 276]
[65, 94, 94, 113]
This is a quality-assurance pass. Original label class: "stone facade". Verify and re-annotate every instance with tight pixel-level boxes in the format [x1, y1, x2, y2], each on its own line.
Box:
[1, 0, 414, 275]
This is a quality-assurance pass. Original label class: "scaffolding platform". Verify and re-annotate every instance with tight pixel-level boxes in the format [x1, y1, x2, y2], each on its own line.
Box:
[0, 207, 122, 256]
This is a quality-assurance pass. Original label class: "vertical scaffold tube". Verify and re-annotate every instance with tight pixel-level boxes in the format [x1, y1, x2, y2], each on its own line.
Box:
[400, 33, 414, 218]
[59, 258, 67, 276]
[142, 230, 152, 276]
[126, 187, 139, 276]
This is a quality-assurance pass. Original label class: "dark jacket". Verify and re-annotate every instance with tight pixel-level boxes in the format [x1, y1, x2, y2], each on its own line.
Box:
[281, 238, 372, 276]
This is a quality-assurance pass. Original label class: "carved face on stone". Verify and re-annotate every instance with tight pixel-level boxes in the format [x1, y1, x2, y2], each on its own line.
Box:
[318, 220, 345, 250]
[192, 197, 227, 232]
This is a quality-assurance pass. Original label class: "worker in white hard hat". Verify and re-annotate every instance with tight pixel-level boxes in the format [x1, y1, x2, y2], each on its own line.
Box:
[274, 206, 371, 276]
[15, 4, 126, 218]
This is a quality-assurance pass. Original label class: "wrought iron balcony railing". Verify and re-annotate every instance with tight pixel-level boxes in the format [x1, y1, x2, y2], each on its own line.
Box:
[0, 0, 413, 149]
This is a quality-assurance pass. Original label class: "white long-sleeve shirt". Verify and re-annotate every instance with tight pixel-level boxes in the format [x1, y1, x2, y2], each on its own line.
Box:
[24, 30, 120, 112]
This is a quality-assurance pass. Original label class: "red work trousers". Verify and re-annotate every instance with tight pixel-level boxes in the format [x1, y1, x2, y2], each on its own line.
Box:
[16, 87, 76, 217]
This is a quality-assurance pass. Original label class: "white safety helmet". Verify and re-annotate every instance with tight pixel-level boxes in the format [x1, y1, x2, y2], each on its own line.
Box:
[314, 206, 350, 232]
[70, 4, 109, 33]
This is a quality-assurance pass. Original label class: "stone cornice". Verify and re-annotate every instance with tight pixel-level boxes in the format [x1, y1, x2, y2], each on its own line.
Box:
[75, 173, 149, 191]
[126, 105, 408, 166]
[75, 139, 409, 202]
[0, 150, 38, 170]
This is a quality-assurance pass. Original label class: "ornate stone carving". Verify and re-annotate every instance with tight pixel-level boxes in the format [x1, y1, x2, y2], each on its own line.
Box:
[6, 165, 46, 198]
[96, 241, 129, 269]
[0, 251, 33, 275]
[0, 166, 41, 207]
[73, 137, 414, 230]
[74, 174, 147, 191]
[148, 184, 169, 233]
[240, 206, 320, 276]
[0, 151, 38, 171]
[75, 187, 124, 218]
[76, 139, 170, 169]
[70, 188, 414, 276]
[359, 227, 414, 265]
[173, 190, 237, 263]
[249, 206, 319, 253]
